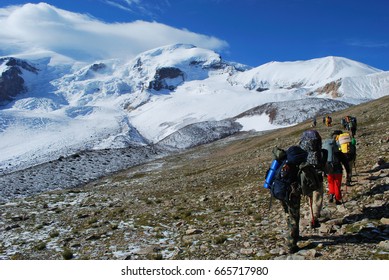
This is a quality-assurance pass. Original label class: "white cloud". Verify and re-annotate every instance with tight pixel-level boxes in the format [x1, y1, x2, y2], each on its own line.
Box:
[0, 2, 228, 62]
[347, 39, 389, 48]
[103, 0, 169, 17]
[104, 0, 134, 13]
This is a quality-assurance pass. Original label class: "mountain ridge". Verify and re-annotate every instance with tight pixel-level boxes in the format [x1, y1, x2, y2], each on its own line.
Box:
[1, 44, 389, 174]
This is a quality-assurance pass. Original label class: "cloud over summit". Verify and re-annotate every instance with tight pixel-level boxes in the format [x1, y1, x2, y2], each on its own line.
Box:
[0, 2, 228, 63]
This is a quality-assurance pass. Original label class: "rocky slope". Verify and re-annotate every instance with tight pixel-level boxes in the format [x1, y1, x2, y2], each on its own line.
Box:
[0, 57, 38, 103]
[0, 96, 388, 260]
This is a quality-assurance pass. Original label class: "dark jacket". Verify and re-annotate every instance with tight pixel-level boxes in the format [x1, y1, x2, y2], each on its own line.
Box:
[325, 150, 350, 175]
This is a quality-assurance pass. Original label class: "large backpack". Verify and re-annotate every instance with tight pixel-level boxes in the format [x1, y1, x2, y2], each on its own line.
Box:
[263, 147, 287, 189]
[299, 130, 322, 167]
[270, 160, 297, 202]
[337, 132, 356, 161]
[298, 162, 321, 196]
[337, 132, 351, 154]
[349, 117, 357, 134]
[322, 138, 344, 175]
[270, 146, 307, 203]
[322, 138, 339, 164]
[350, 117, 357, 127]
[346, 116, 357, 127]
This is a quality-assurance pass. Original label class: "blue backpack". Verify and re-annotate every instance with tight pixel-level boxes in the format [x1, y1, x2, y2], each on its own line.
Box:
[270, 146, 308, 203]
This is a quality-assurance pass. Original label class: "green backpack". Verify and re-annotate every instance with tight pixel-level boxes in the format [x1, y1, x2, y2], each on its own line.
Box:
[298, 162, 321, 196]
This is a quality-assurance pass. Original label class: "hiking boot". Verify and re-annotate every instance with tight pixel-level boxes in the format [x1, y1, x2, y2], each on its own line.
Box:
[311, 219, 320, 229]
[288, 245, 299, 254]
[335, 200, 342, 205]
[329, 194, 334, 203]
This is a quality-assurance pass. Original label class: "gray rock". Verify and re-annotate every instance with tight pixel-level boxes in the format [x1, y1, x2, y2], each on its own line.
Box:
[378, 241, 389, 250]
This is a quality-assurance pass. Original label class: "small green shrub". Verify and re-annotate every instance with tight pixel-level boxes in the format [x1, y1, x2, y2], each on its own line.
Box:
[34, 241, 47, 251]
[150, 253, 163, 260]
[49, 230, 60, 238]
[62, 248, 73, 260]
[214, 235, 228, 244]
[88, 218, 98, 225]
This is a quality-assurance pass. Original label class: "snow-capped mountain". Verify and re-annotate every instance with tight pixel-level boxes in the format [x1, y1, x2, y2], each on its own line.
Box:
[0, 43, 388, 174]
[231, 56, 380, 91]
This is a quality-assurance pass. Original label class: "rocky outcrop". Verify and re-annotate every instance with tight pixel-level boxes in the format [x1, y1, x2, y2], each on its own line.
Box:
[313, 79, 342, 97]
[2, 57, 38, 74]
[147, 58, 238, 92]
[0, 67, 24, 102]
[0, 57, 38, 103]
[158, 120, 243, 150]
[233, 98, 351, 125]
[148, 67, 185, 91]
[89, 63, 106, 72]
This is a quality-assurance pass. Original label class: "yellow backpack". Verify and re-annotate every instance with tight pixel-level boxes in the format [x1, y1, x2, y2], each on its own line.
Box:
[337, 133, 351, 154]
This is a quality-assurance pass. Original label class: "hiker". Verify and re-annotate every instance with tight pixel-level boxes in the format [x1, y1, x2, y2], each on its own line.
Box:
[299, 130, 326, 228]
[342, 116, 357, 137]
[266, 146, 319, 253]
[325, 116, 332, 127]
[341, 117, 347, 129]
[277, 146, 306, 253]
[311, 117, 317, 127]
[323, 131, 351, 205]
[348, 116, 357, 137]
[336, 131, 356, 185]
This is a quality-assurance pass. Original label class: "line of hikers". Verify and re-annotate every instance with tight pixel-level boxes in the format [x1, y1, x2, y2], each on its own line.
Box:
[312, 115, 358, 137]
[263, 126, 357, 254]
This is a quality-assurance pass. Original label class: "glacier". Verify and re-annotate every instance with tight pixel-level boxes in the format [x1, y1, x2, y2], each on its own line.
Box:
[0, 44, 389, 176]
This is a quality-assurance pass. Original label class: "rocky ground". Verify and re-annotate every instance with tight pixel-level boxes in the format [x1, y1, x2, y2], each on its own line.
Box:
[0, 96, 388, 260]
[0, 144, 167, 203]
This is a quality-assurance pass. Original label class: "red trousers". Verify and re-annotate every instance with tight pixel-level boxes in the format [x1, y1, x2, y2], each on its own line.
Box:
[327, 173, 343, 201]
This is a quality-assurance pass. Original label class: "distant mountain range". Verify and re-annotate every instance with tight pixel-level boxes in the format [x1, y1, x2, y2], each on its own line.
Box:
[1, 44, 388, 173]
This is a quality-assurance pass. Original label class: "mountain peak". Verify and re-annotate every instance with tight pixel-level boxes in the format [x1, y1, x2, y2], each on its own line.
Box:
[231, 55, 383, 92]
[135, 43, 222, 68]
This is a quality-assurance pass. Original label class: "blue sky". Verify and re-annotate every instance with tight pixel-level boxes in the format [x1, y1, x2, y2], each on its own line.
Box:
[1, 0, 388, 70]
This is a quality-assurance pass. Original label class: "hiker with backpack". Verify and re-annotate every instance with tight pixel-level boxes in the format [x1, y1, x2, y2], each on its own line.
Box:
[264, 145, 321, 253]
[341, 117, 347, 130]
[338, 132, 357, 185]
[322, 131, 351, 205]
[311, 117, 317, 127]
[342, 116, 357, 137]
[348, 116, 357, 137]
[325, 116, 332, 127]
[299, 130, 326, 228]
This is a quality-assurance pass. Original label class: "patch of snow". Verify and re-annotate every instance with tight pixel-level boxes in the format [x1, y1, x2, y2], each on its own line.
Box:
[236, 115, 285, 131]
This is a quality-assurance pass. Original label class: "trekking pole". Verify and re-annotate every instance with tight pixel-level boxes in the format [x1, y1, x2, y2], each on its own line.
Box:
[340, 197, 347, 209]
[354, 165, 359, 185]
[268, 195, 273, 211]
